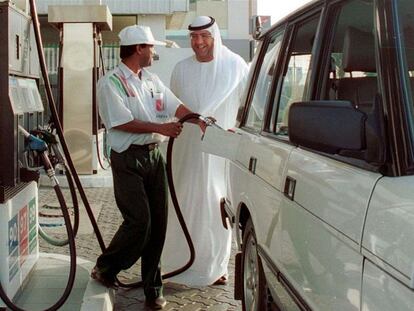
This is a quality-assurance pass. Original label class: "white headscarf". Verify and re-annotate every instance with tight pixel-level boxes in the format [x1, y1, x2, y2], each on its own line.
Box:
[189, 16, 223, 59]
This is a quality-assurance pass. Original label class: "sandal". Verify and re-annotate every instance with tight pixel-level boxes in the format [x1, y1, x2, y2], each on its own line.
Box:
[213, 275, 227, 285]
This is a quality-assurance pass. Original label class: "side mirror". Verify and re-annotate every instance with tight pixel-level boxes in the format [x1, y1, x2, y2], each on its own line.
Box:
[288, 100, 385, 165]
[252, 16, 262, 40]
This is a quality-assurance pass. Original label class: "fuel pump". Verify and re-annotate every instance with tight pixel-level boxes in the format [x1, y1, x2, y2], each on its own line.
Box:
[0, 0, 231, 309]
[47, 3, 112, 174]
[0, 0, 42, 304]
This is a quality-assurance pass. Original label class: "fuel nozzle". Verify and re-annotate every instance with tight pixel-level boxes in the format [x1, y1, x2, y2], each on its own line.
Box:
[198, 116, 223, 130]
[19, 125, 48, 152]
[30, 128, 65, 166]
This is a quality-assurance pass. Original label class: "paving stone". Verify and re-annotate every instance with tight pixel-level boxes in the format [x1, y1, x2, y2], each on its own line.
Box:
[206, 304, 235, 311]
[38, 186, 242, 310]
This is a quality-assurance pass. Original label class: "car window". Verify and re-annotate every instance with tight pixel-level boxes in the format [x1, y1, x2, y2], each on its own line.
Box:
[244, 30, 284, 130]
[398, 0, 414, 128]
[324, 0, 376, 112]
[270, 15, 320, 135]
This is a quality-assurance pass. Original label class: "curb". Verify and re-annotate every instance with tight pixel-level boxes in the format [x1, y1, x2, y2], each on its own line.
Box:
[39, 253, 115, 311]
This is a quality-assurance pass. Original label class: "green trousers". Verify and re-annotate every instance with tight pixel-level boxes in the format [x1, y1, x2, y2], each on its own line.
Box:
[96, 144, 168, 299]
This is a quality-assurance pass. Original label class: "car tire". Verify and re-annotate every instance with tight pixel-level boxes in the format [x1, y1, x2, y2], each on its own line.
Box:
[241, 218, 269, 311]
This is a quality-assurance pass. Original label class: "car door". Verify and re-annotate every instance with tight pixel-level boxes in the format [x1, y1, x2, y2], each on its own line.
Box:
[235, 8, 325, 310]
[361, 0, 414, 309]
[227, 27, 293, 251]
[277, 1, 383, 310]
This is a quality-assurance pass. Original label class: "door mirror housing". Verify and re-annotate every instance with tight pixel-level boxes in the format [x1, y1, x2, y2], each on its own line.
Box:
[252, 15, 263, 40]
[288, 100, 385, 165]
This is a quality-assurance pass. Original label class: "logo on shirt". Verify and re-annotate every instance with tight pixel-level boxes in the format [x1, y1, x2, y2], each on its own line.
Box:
[155, 98, 164, 112]
[154, 92, 164, 112]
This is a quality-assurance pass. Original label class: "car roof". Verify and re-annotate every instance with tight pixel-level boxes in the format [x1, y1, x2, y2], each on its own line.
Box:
[260, 0, 375, 53]
[259, 0, 321, 39]
[261, 0, 375, 37]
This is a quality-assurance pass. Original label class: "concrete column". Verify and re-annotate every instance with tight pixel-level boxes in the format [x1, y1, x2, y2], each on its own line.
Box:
[13, 0, 29, 13]
[250, 0, 258, 17]
[227, 0, 250, 39]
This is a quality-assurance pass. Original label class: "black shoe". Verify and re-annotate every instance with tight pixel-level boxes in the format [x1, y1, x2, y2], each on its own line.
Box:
[91, 266, 118, 289]
[145, 295, 167, 310]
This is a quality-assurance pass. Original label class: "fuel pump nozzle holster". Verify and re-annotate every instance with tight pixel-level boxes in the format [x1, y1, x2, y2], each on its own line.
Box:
[19, 126, 60, 185]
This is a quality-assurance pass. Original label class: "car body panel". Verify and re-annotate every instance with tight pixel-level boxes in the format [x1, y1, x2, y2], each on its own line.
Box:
[362, 176, 414, 286]
[235, 132, 293, 191]
[221, 0, 414, 309]
[362, 260, 414, 311]
[278, 197, 363, 311]
[231, 131, 294, 245]
[286, 148, 381, 243]
[267, 147, 381, 310]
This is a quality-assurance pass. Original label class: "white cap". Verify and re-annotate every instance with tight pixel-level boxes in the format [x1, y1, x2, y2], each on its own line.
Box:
[118, 25, 166, 46]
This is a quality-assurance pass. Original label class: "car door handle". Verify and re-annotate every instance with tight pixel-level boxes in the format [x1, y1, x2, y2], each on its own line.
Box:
[284, 176, 296, 200]
[248, 156, 257, 174]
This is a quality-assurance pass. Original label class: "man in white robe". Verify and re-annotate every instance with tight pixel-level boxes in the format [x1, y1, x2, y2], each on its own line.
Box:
[162, 16, 249, 286]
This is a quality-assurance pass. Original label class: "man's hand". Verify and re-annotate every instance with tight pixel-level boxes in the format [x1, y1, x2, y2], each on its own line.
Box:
[159, 122, 183, 138]
[198, 116, 216, 133]
[204, 116, 216, 125]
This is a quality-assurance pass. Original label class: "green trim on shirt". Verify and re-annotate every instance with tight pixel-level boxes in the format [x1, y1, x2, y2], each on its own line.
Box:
[109, 74, 129, 97]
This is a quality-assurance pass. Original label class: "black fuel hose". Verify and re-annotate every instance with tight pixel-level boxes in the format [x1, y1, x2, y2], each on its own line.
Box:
[119, 114, 200, 288]
[30, 0, 106, 251]
[163, 113, 200, 278]
[28, 0, 199, 293]
[94, 33, 110, 171]
[38, 163, 80, 246]
[30, 128, 81, 246]
[0, 153, 77, 311]
[93, 35, 111, 169]
[0, 1, 83, 310]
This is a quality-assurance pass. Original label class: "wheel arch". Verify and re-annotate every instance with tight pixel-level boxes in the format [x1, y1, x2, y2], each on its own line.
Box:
[237, 202, 252, 245]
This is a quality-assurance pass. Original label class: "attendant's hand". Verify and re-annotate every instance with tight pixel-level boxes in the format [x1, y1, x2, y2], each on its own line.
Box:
[159, 122, 183, 138]
[198, 116, 216, 133]
[199, 120, 207, 133]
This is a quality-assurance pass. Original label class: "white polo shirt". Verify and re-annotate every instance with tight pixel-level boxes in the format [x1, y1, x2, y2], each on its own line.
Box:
[98, 62, 182, 153]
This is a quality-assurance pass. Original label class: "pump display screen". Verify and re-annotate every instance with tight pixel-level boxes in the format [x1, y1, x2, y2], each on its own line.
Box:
[9, 76, 44, 114]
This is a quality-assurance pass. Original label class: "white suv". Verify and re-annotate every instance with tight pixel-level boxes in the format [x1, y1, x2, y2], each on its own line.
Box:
[219, 0, 414, 310]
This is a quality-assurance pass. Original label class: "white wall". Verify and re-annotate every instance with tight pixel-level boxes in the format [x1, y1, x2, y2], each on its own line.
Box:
[196, 1, 228, 28]
[138, 15, 166, 40]
[228, 0, 250, 39]
[151, 47, 193, 87]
